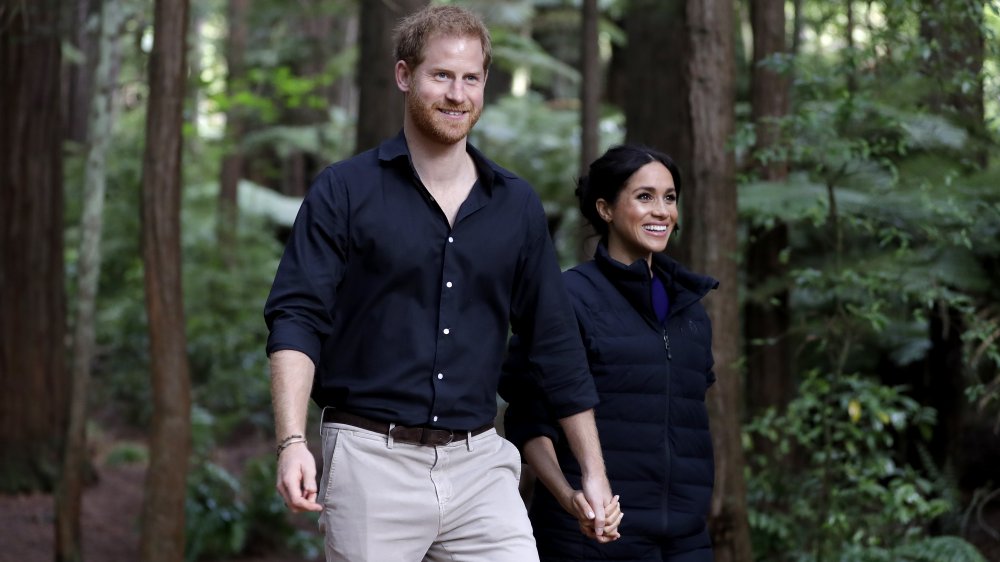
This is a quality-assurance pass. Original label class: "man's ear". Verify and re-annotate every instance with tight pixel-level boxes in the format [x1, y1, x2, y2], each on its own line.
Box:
[395, 60, 412, 92]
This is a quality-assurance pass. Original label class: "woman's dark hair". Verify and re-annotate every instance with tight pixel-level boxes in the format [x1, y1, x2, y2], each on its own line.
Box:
[575, 144, 682, 239]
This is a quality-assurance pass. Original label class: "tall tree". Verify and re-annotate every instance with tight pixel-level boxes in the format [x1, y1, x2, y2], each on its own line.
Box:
[55, 0, 123, 558]
[745, 0, 793, 419]
[64, 0, 100, 145]
[0, 0, 69, 493]
[577, 0, 601, 261]
[354, 0, 428, 154]
[625, 1, 753, 560]
[913, 0, 987, 472]
[579, 0, 600, 175]
[138, 0, 192, 560]
[919, 0, 988, 169]
[218, 0, 250, 245]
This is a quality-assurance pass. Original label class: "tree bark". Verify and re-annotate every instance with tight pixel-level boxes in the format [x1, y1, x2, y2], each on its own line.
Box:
[577, 0, 601, 262]
[0, 0, 69, 494]
[218, 0, 250, 247]
[138, 0, 192, 560]
[64, 0, 100, 145]
[625, 1, 753, 560]
[55, 0, 123, 558]
[354, 0, 429, 154]
[745, 0, 793, 419]
[579, 0, 600, 176]
[919, 0, 988, 169]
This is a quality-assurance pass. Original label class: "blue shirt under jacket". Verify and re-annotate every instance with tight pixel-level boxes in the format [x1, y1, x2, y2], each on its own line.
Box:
[264, 131, 598, 431]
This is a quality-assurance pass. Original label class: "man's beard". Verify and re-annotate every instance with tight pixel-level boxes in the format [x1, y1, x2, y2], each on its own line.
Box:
[406, 92, 482, 145]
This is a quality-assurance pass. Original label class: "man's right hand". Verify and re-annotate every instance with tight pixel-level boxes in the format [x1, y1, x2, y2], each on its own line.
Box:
[276, 442, 323, 512]
[562, 490, 622, 543]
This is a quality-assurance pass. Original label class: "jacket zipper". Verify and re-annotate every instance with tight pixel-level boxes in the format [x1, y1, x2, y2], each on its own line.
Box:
[662, 327, 672, 534]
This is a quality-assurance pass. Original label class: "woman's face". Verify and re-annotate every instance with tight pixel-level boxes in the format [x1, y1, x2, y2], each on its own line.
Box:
[596, 161, 678, 267]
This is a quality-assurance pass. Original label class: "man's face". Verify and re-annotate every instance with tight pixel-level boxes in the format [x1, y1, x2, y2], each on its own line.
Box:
[397, 34, 487, 145]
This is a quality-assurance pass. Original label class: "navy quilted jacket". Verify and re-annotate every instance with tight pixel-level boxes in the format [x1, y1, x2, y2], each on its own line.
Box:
[500, 243, 718, 560]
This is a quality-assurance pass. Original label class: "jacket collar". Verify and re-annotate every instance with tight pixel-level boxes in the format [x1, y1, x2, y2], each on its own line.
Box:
[593, 241, 718, 322]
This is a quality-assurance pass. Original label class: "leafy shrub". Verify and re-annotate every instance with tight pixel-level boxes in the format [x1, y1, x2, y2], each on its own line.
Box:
[745, 370, 984, 561]
[184, 455, 320, 561]
[104, 442, 148, 467]
[185, 462, 248, 561]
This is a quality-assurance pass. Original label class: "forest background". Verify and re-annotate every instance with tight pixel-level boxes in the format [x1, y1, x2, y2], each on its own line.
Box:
[2, 0, 1000, 561]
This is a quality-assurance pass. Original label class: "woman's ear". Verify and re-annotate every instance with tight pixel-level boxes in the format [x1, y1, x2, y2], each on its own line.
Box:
[595, 199, 612, 223]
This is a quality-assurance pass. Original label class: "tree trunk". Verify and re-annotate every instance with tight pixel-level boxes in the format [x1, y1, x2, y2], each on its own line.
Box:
[625, 1, 753, 560]
[354, 0, 429, 154]
[55, 0, 123, 558]
[845, 0, 857, 93]
[218, 0, 250, 247]
[138, 0, 192, 560]
[624, 0, 691, 223]
[745, 0, 793, 419]
[577, 0, 600, 262]
[64, 0, 100, 145]
[0, 0, 69, 494]
[579, 0, 600, 175]
[919, 0, 988, 169]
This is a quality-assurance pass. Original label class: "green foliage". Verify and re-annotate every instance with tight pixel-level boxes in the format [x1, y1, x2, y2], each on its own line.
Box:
[184, 456, 320, 561]
[104, 442, 148, 467]
[181, 184, 283, 437]
[839, 535, 987, 562]
[737, 86, 1000, 425]
[744, 371, 981, 561]
[185, 462, 248, 561]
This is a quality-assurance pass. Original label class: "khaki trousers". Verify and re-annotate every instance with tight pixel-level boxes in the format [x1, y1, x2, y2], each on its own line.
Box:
[318, 421, 539, 562]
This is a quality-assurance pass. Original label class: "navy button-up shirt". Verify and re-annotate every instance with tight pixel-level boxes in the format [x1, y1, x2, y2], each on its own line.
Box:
[264, 132, 598, 431]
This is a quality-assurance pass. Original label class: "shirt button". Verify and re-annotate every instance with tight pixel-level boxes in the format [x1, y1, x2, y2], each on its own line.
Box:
[448, 236, 454, 243]
[433, 416, 439, 422]
[443, 328, 450, 335]
[437, 373, 444, 380]
[446, 281, 453, 288]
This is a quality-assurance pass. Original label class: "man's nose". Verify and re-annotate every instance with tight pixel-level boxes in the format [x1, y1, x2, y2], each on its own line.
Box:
[445, 80, 466, 102]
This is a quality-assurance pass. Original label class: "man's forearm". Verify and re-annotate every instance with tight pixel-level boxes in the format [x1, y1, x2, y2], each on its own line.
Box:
[270, 349, 316, 441]
[558, 408, 606, 478]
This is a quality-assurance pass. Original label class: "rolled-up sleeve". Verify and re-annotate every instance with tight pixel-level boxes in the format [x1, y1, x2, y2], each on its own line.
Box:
[498, 334, 562, 450]
[508, 197, 598, 419]
[264, 167, 350, 366]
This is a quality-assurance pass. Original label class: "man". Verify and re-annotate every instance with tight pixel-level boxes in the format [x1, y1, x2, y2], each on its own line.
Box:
[264, 6, 614, 561]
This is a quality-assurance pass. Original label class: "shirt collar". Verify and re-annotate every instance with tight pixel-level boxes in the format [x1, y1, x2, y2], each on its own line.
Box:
[377, 130, 499, 194]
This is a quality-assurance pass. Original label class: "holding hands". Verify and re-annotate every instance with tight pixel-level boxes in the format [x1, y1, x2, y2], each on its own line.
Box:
[559, 489, 623, 543]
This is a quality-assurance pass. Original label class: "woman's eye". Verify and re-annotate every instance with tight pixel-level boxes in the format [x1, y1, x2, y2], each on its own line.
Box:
[638, 193, 652, 201]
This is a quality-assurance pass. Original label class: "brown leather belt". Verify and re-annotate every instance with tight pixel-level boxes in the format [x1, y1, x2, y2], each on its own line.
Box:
[322, 409, 493, 446]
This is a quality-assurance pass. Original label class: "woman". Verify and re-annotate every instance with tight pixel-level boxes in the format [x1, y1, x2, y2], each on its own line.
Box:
[501, 145, 717, 561]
